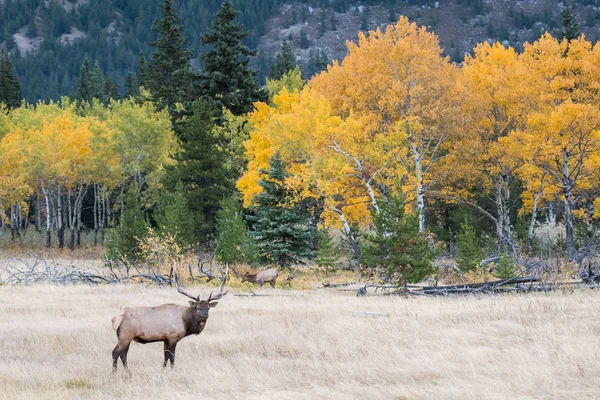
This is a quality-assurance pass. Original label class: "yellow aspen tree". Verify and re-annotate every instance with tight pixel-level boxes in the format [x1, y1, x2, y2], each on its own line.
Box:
[445, 41, 533, 252]
[515, 34, 600, 260]
[309, 17, 463, 232]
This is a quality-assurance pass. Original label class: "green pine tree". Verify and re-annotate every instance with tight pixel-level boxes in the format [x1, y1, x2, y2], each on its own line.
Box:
[456, 220, 484, 272]
[138, 51, 148, 88]
[77, 59, 103, 103]
[105, 187, 149, 262]
[155, 182, 197, 249]
[248, 153, 313, 269]
[0, 50, 22, 109]
[165, 99, 233, 238]
[299, 27, 310, 49]
[492, 250, 517, 279]
[560, 5, 580, 41]
[361, 188, 436, 291]
[124, 73, 138, 98]
[268, 41, 297, 80]
[102, 75, 119, 104]
[215, 196, 257, 266]
[315, 229, 340, 275]
[146, 0, 193, 112]
[200, 0, 267, 116]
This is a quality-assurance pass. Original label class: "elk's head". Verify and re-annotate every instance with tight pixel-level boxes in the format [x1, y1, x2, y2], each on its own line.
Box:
[175, 267, 228, 320]
[240, 272, 250, 283]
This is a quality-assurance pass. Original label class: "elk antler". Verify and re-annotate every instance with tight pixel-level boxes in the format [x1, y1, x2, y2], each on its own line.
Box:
[174, 273, 200, 302]
[207, 264, 229, 303]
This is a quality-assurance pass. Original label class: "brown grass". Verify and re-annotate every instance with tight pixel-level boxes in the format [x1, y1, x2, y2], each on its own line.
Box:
[1, 284, 599, 399]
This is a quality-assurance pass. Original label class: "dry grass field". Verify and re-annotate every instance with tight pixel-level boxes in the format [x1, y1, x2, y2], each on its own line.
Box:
[1, 284, 599, 400]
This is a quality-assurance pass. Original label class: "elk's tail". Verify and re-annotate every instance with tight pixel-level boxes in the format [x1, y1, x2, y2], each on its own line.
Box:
[111, 310, 125, 333]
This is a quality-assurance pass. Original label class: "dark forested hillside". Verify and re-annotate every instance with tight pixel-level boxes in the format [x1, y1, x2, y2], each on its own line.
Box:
[1, 0, 599, 102]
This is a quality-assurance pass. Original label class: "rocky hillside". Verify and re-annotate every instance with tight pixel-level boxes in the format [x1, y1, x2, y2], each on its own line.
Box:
[1, 0, 598, 101]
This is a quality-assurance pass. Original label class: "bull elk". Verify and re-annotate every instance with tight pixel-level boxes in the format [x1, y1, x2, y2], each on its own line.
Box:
[240, 268, 279, 288]
[111, 268, 228, 372]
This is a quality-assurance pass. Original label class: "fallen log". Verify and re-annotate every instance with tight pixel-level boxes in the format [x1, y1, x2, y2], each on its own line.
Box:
[322, 281, 360, 288]
[415, 276, 540, 291]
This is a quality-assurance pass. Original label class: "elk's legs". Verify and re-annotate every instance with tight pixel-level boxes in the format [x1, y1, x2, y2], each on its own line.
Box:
[269, 280, 276, 288]
[119, 344, 130, 369]
[113, 338, 132, 372]
[163, 341, 178, 368]
[112, 345, 121, 372]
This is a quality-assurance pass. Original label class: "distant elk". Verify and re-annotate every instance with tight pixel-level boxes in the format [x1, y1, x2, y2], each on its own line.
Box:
[111, 268, 228, 372]
[241, 268, 279, 288]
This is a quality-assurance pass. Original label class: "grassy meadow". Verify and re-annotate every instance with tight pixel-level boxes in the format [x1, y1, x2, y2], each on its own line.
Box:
[1, 281, 599, 399]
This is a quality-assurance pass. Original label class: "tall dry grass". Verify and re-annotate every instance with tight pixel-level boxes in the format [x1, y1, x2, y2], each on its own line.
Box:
[1, 284, 599, 399]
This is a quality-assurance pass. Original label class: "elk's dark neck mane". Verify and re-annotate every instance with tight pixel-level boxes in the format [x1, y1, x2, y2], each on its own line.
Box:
[247, 273, 258, 280]
[182, 307, 205, 336]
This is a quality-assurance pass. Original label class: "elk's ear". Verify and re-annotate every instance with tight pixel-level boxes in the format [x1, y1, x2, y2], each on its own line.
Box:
[209, 301, 218, 308]
[189, 301, 198, 307]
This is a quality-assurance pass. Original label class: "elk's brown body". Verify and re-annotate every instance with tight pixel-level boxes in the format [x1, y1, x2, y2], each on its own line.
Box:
[111, 271, 227, 371]
[241, 268, 279, 288]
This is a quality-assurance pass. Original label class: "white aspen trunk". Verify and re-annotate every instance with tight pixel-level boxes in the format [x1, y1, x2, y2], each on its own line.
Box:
[495, 177, 504, 252]
[68, 189, 75, 250]
[562, 149, 576, 261]
[410, 141, 426, 233]
[547, 202, 557, 226]
[75, 185, 86, 248]
[501, 173, 513, 253]
[41, 182, 52, 247]
[57, 184, 64, 248]
[364, 179, 380, 214]
[333, 207, 360, 262]
[528, 178, 545, 254]
[68, 189, 76, 250]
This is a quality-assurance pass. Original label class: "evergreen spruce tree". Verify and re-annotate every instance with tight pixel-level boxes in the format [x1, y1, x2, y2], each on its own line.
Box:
[200, 0, 267, 117]
[105, 187, 149, 262]
[492, 250, 517, 279]
[138, 51, 148, 88]
[165, 99, 233, 238]
[102, 75, 119, 104]
[215, 196, 257, 266]
[299, 27, 310, 49]
[361, 188, 436, 291]
[77, 59, 103, 103]
[456, 220, 484, 272]
[560, 5, 580, 41]
[124, 72, 138, 98]
[155, 182, 197, 249]
[269, 41, 297, 80]
[248, 153, 313, 269]
[146, 0, 193, 112]
[315, 229, 341, 275]
[0, 50, 22, 109]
